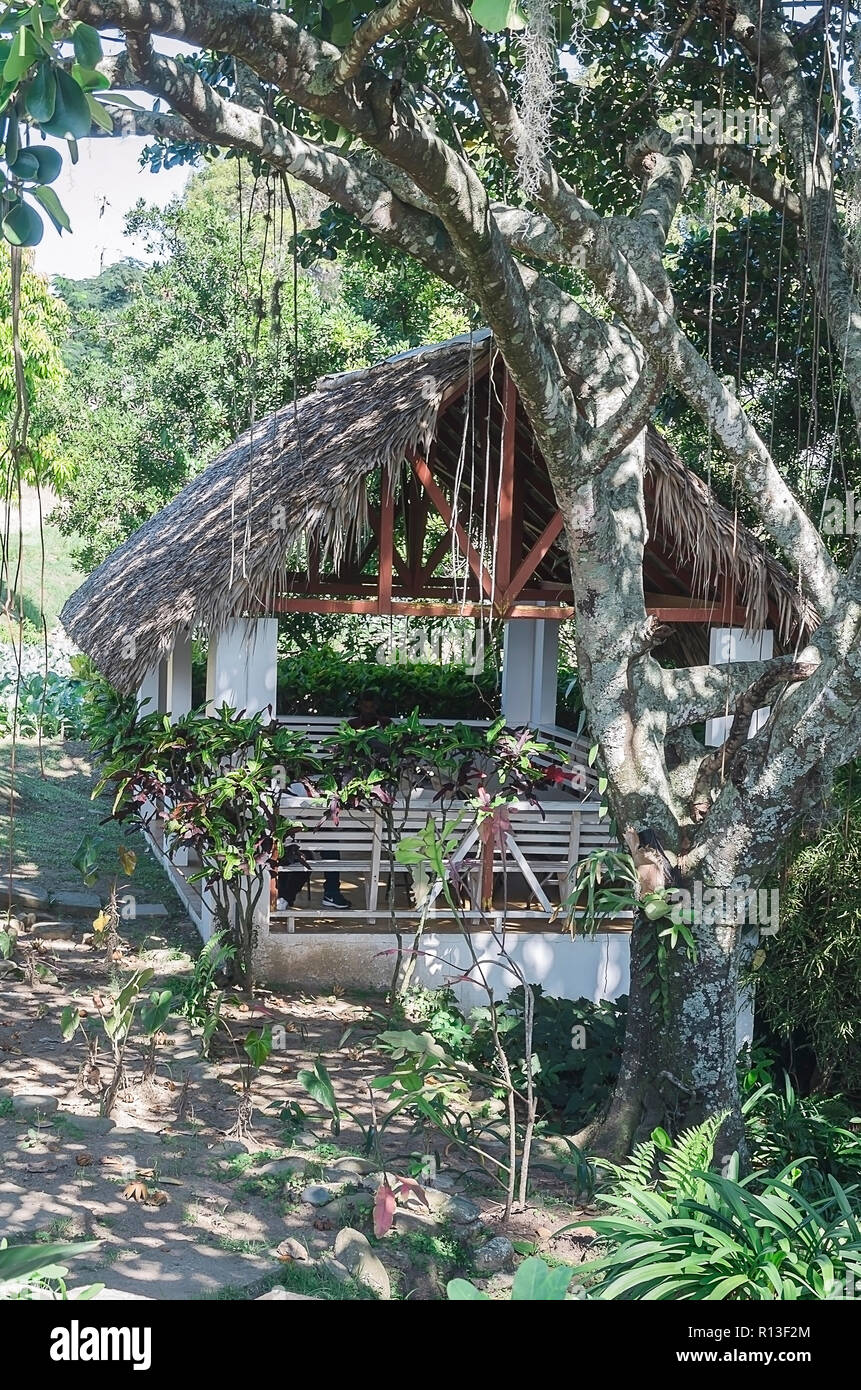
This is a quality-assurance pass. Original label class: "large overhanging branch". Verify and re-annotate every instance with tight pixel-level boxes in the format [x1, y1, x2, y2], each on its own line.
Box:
[65, 2, 589, 489]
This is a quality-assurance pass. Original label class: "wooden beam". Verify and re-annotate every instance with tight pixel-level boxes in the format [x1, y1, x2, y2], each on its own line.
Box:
[368, 502, 410, 585]
[406, 474, 429, 588]
[410, 453, 495, 600]
[502, 511, 565, 609]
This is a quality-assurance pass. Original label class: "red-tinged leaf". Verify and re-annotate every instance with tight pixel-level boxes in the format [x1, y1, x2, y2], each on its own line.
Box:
[373, 1182, 397, 1238]
[395, 1177, 430, 1209]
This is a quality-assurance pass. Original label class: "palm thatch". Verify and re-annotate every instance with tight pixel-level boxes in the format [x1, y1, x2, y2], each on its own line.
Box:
[61, 332, 815, 692]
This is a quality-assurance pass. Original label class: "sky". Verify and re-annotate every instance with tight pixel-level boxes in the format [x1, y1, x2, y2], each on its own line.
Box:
[32, 136, 191, 281]
[32, 36, 193, 283]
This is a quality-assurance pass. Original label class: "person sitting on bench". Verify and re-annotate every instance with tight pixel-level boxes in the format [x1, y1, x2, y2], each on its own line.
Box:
[276, 688, 390, 911]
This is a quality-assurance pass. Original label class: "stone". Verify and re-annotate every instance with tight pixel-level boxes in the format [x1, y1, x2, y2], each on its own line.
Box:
[256, 1286, 315, 1300]
[435, 1194, 481, 1225]
[323, 1192, 374, 1221]
[391, 1208, 438, 1236]
[255, 1157, 306, 1178]
[0, 878, 49, 911]
[317, 1253, 355, 1286]
[429, 1172, 457, 1190]
[293, 1132, 318, 1148]
[276, 1237, 310, 1262]
[301, 1184, 335, 1207]
[34, 921, 77, 940]
[12, 1094, 58, 1117]
[63, 1113, 115, 1135]
[207, 1140, 247, 1156]
[324, 1155, 377, 1176]
[51, 891, 101, 917]
[473, 1236, 515, 1274]
[334, 1227, 391, 1300]
[131, 903, 168, 918]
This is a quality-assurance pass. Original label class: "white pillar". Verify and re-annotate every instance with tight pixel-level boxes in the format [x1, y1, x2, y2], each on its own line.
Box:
[206, 618, 278, 719]
[167, 629, 193, 721]
[137, 659, 167, 715]
[705, 626, 774, 747]
[501, 613, 559, 728]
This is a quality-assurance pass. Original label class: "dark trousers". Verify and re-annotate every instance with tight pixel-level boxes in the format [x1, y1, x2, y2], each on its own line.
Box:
[278, 850, 341, 905]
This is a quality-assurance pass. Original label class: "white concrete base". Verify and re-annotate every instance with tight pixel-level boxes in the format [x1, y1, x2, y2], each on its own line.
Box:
[255, 928, 630, 1007]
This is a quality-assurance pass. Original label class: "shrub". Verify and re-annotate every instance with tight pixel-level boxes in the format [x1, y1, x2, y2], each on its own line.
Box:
[753, 794, 861, 1095]
[404, 984, 626, 1130]
[570, 1118, 861, 1300]
[469, 986, 627, 1128]
[742, 1068, 861, 1197]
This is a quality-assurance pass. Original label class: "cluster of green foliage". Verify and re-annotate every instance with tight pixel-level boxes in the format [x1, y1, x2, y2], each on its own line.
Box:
[752, 789, 861, 1097]
[402, 983, 626, 1129]
[273, 644, 583, 727]
[570, 1115, 861, 1301]
[742, 1055, 861, 1199]
[0, 668, 85, 737]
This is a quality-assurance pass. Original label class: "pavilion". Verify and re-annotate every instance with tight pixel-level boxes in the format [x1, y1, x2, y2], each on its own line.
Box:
[60, 331, 812, 1015]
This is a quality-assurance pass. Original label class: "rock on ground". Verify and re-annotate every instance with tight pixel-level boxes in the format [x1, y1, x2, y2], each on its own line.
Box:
[334, 1227, 392, 1300]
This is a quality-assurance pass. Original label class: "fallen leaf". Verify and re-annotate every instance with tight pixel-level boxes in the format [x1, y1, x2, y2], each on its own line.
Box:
[76, 1152, 94, 1167]
[123, 1181, 148, 1201]
[158, 1177, 184, 1186]
[147, 1190, 168, 1207]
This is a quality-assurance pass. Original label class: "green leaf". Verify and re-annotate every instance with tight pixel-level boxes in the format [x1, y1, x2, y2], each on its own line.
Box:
[42, 67, 92, 139]
[511, 1256, 573, 1300]
[72, 22, 103, 69]
[585, 0, 611, 28]
[26, 142, 62, 182]
[73, 64, 110, 92]
[470, 0, 527, 31]
[297, 1059, 340, 1134]
[446, 1278, 490, 1300]
[60, 1005, 81, 1042]
[23, 61, 55, 123]
[2, 197, 43, 245]
[2, 25, 37, 85]
[85, 91, 113, 131]
[8, 149, 39, 178]
[0, 1240, 99, 1283]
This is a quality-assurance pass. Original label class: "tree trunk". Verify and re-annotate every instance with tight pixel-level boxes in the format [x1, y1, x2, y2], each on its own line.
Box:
[577, 907, 745, 1164]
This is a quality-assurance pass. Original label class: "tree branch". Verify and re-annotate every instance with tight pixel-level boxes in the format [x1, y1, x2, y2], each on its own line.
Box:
[690, 660, 818, 820]
[333, 0, 423, 85]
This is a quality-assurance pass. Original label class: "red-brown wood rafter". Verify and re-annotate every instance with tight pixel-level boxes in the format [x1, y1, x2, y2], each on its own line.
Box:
[502, 511, 565, 608]
[410, 451, 495, 601]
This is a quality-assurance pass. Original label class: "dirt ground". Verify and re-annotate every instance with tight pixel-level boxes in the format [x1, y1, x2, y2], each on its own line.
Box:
[0, 739, 596, 1300]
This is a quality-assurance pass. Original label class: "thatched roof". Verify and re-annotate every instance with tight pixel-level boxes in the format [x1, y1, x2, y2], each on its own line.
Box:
[61, 332, 815, 692]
